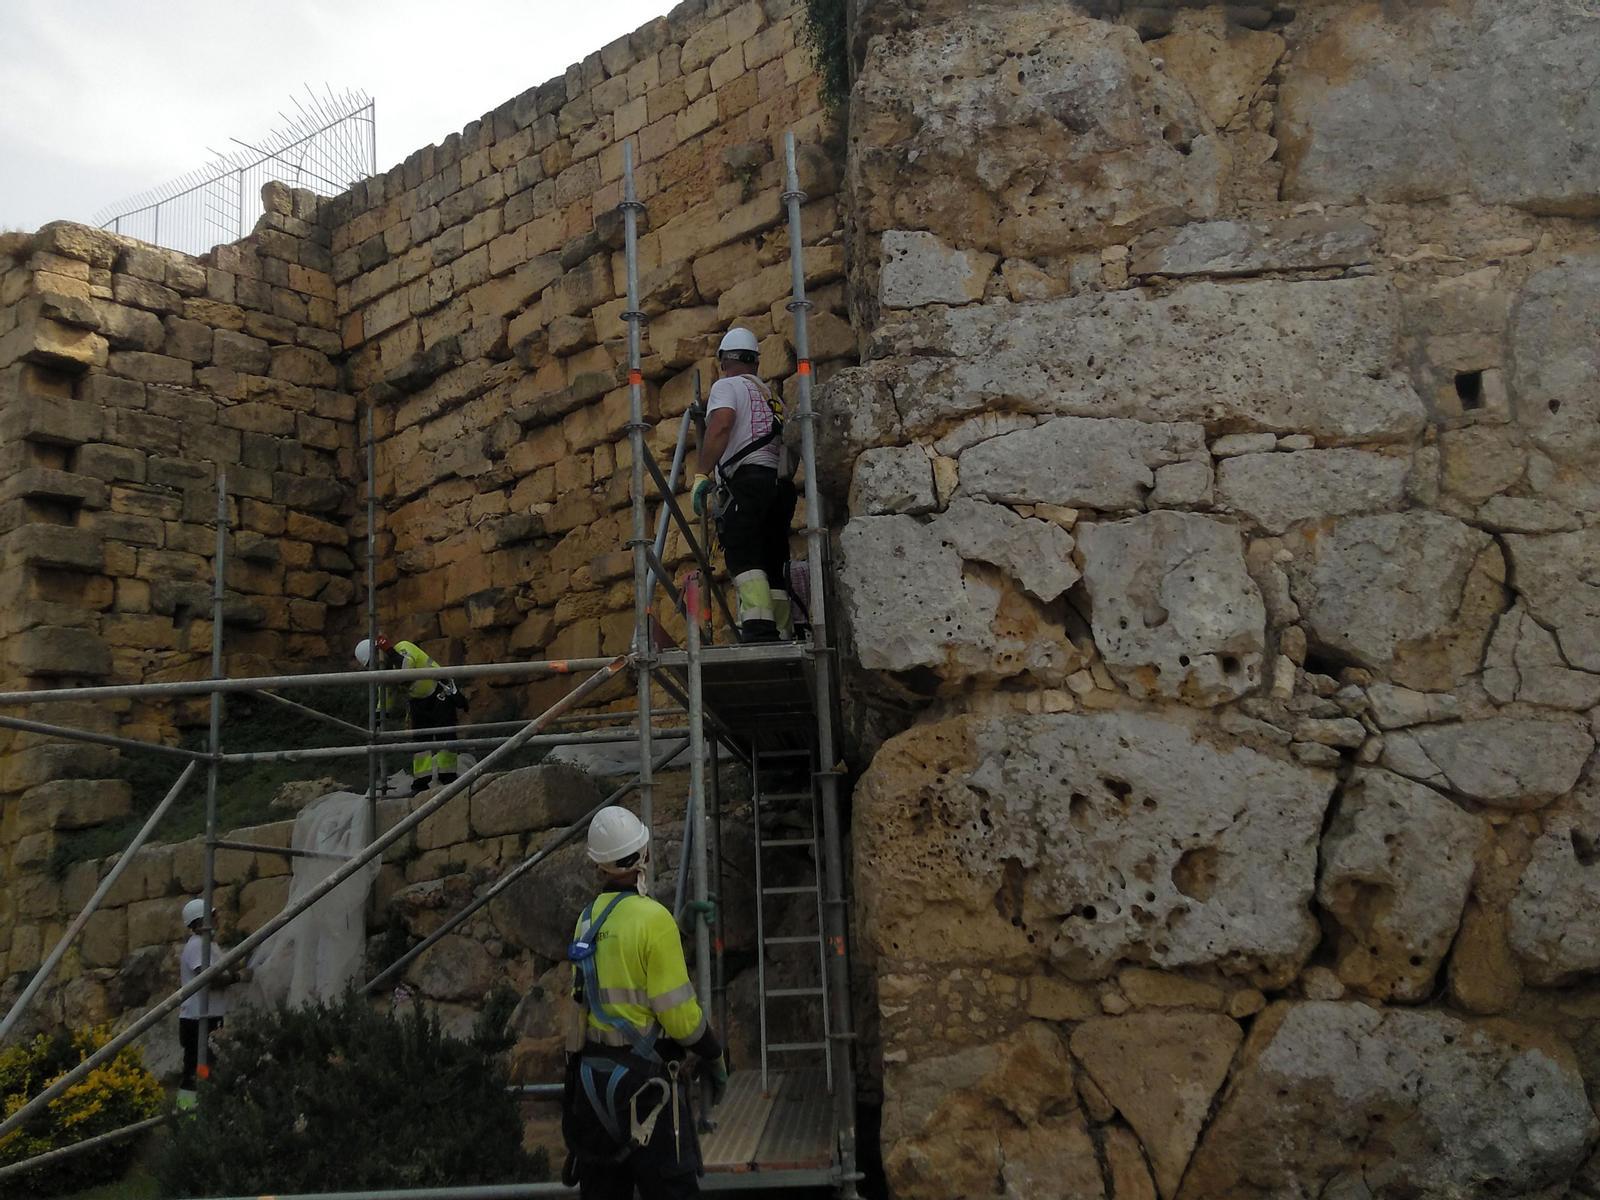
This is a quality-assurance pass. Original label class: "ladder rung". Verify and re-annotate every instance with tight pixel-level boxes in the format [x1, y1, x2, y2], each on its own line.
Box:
[763, 935, 821, 945]
[768, 1042, 828, 1052]
[765, 987, 826, 998]
[761, 836, 816, 847]
[762, 885, 819, 895]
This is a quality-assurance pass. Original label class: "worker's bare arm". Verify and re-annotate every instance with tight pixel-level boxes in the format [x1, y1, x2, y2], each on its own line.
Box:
[696, 408, 736, 475]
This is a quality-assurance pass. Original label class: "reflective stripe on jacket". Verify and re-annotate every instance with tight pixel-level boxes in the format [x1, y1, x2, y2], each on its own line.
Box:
[571, 891, 707, 1047]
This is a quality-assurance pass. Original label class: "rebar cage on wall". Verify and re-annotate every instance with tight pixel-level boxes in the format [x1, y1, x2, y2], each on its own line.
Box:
[93, 89, 376, 258]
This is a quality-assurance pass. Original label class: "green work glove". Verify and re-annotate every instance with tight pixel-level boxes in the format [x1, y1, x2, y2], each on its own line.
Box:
[708, 1053, 729, 1107]
[684, 898, 718, 927]
[691, 473, 714, 517]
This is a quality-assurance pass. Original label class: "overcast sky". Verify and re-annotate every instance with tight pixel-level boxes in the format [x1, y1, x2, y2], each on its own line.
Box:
[0, 1, 676, 234]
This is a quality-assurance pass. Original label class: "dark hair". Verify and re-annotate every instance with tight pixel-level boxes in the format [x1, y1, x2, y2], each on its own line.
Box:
[719, 350, 758, 365]
[610, 851, 641, 870]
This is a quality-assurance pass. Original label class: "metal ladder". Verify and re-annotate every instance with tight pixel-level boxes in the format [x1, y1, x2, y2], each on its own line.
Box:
[750, 741, 833, 1092]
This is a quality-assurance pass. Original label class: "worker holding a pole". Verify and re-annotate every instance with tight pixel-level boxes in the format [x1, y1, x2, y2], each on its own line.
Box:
[690, 328, 798, 642]
[176, 898, 247, 1110]
[562, 806, 728, 1198]
[354, 634, 467, 793]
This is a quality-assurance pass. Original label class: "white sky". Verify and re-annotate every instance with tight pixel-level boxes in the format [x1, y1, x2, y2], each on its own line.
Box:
[0, 0, 676, 232]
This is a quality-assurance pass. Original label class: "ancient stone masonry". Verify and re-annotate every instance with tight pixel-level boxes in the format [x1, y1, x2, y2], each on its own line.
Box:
[832, 0, 1600, 1195]
[328, 0, 851, 716]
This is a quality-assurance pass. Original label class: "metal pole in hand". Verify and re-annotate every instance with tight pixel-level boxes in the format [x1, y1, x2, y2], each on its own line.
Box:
[622, 140, 656, 883]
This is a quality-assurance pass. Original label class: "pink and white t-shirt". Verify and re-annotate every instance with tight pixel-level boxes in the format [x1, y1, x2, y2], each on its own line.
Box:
[706, 375, 781, 474]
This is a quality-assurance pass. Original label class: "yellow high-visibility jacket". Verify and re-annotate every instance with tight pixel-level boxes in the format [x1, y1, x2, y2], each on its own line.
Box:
[571, 891, 708, 1050]
[380, 640, 441, 711]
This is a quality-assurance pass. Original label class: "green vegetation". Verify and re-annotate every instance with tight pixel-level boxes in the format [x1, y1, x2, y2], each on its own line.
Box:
[0, 1027, 165, 1197]
[802, 0, 851, 114]
[155, 992, 544, 1196]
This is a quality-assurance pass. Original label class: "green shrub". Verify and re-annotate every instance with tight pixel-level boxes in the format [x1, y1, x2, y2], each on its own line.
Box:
[802, 0, 850, 113]
[155, 992, 544, 1196]
[0, 1026, 165, 1197]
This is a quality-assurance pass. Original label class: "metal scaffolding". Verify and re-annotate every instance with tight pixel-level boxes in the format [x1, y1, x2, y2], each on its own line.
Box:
[0, 131, 858, 1198]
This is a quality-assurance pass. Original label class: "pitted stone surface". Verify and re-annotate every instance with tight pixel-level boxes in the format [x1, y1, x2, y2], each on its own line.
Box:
[1510, 778, 1600, 985]
[1288, 513, 1502, 690]
[1380, 715, 1594, 810]
[1278, 0, 1600, 214]
[848, 444, 937, 516]
[1317, 769, 1484, 1002]
[1511, 255, 1600, 469]
[930, 499, 1079, 603]
[1078, 512, 1265, 705]
[878, 231, 996, 308]
[958, 416, 1205, 512]
[854, 712, 1337, 987]
[1215, 448, 1409, 534]
[1180, 1002, 1597, 1199]
[838, 515, 1076, 684]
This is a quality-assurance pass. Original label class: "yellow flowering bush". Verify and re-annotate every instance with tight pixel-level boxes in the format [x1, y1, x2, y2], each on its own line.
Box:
[0, 1025, 164, 1196]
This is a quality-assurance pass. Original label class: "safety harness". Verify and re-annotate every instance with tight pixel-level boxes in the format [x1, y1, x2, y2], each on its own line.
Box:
[713, 376, 784, 486]
[568, 894, 681, 1160]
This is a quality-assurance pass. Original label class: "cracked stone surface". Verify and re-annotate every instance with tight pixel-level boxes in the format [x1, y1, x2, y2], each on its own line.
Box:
[1510, 778, 1600, 986]
[1317, 769, 1485, 1002]
[930, 499, 1079, 603]
[1506, 530, 1600, 674]
[1078, 512, 1265, 706]
[854, 712, 1337, 987]
[1483, 604, 1600, 711]
[1380, 715, 1594, 810]
[1180, 1002, 1597, 1199]
[849, 444, 937, 516]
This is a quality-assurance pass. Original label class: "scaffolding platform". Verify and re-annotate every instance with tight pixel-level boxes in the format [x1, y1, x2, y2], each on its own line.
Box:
[702, 1069, 836, 1179]
[659, 642, 816, 739]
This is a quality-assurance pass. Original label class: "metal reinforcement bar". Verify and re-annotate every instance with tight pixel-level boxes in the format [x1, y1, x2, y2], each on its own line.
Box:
[0, 658, 619, 707]
[0, 762, 201, 1042]
[0, 713, 212, 761]
[0, 1113, 170, 1182]
[217, 725, 691, 765]
[785, 129, 862, 1196]
[211, 838, 350, 862]
[0, 656, 631, 1146]
[364, 737, 691, 993]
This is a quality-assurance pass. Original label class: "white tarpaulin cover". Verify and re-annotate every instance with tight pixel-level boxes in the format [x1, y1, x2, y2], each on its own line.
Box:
[245, 790, 377, 1009]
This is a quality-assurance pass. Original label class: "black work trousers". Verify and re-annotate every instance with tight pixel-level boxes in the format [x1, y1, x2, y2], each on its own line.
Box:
[179, 1016, 223, 1088]
[564, 1051, 701, 1199]
[716, 465, 797, 587]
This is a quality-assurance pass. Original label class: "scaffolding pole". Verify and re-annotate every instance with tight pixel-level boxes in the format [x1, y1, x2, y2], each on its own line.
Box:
[365, 403, 386, 817]
[217, 725, 691, 765]
[622, 141, 655, 883]
[253, 689, 370, 737]
[0, 713, 211, 762]
[0, 656, 631, 1146]
[0, 762, 201, 1042]
[784, 129, 860, 1196]
[684, 572, 714, 1123]
[197, 470, 228, 1084]
[0, 1114, 170, 1182]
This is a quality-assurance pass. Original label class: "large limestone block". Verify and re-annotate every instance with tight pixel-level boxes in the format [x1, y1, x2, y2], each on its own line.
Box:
[852, 6, 1225, 256]
[878, 231, 995, 309]
[1482, 605, 1600, 711]
[837, 515, 1077, 685]
[1506, 530, 1600, 673]
[1278, 0, 1600, 214]
[853, 713, 1337, 986]
[930, 499, 1078, 603]
[1511, 255, 1600, 467]
[1510, 777, 1600, 985]
[958, 415, 1205, 512]
[1078, 512, 1265, 705]
[1214, 448, 1408, 534]
[1316, 769, 1484, 1002]
[1381, 715, 1593, 810]
[468, 762, 603, 838]
[1071, 1012, 1241, 1200]
[1130, 217, 1375, 278]
[404, 933, 497, 1002]
[1179, 1002, 1596, 1199]
[882, 1022, 1104, 1200]
[1287, 513, 1502, 690]
[820, 279, 1425, 474]
[848, 445, 936, 516]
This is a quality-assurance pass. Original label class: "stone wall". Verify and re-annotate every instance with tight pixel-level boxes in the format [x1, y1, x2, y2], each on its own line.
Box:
[0, 194, 360, 995]
[329, 0, 851, 717]
[829, 0, 1600, 1195]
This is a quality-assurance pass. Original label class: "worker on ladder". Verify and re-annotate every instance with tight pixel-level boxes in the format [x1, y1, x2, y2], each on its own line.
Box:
[353, 634, 467, 794]
[690, 328, 799, 642]
[562, 806, 728, 1198]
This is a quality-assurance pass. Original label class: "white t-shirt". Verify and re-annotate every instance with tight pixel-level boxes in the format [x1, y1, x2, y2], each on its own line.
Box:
[706, 375, 781, 474]
[180, 933, 227, 1020]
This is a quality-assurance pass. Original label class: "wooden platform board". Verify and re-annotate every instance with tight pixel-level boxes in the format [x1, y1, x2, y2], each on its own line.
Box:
[701, 1069, 835, 1175]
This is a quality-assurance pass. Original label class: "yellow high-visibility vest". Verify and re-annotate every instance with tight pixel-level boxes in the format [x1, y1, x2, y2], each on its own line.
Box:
[571, 891, 707, 1049]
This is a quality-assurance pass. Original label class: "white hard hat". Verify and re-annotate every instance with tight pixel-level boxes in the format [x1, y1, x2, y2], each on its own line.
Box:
[354, 639, 373, 666]
[182, 898, 207, 928]
[587, 806, 649, 865]
[717, 327, 760, 358]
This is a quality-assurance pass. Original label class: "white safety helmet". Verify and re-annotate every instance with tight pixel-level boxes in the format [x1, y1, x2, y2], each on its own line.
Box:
[354, 638, 373, 667]
[587, 806, 649, 865]
[182, 898, 208, 929]
[717, 327, 760, 360]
